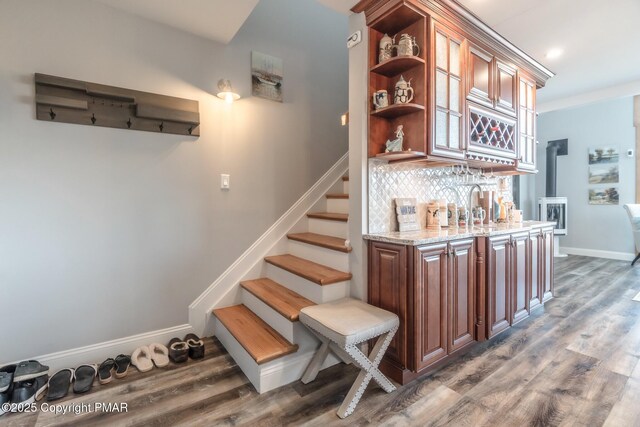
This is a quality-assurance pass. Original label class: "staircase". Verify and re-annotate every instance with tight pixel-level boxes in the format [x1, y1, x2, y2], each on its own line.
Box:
[213, 175, 351, 393]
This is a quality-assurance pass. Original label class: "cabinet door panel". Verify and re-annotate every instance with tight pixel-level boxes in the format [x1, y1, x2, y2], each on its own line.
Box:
[517, 76, 537, 171]
[542, 228, 554, 302]
[449, 239, 476, 353]
[369, 242, 408, 368]
[487, 235, 510, 337]
[415, 244, 448, 371]
[529, 232, 541, 309]
[495, 61, 517, 116]
[468, 45, 493, 108]
[512, 233, 529, 324]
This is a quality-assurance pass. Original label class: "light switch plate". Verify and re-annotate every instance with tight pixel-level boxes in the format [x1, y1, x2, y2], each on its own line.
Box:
[220, 174, 230, 190]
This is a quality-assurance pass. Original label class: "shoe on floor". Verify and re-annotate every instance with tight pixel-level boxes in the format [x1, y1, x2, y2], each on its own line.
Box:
[0, 384, 12, 417]
[168, 338, 188, 363]
[13, 360, 49, 382]
[0, 365, 16, 393]
[148, 343, 169, 368]
[184, 334, 205, 359]
[114, 354, 131, 379]
[47, 369, 74, 401]
[131, 346, 154, 373]
[98, 359, 115, 385]
[73, 364, 97, 394]
[11, 374, 48, 405]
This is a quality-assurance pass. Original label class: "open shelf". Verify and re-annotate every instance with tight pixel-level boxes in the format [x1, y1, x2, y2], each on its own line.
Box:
[371, 56, 425, 77]
[375, 150, 426, 162]
[371, 103, 425, 119]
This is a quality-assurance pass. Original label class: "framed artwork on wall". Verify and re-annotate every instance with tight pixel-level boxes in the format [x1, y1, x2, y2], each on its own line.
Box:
[588, 164, 619, 184]
[251, 51, 283, 102]
[588, 187, 619, 205]
[588, 146, 619, 165]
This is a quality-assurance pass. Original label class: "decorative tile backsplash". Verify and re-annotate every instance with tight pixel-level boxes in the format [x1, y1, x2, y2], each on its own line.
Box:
[368, 160, 513, 233]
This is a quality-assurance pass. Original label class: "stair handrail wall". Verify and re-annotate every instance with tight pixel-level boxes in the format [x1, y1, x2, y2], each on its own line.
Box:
[189, 153, 349, 336]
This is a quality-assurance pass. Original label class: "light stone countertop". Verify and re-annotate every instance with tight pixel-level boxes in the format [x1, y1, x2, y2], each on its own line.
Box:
[364, 221, 556, 246]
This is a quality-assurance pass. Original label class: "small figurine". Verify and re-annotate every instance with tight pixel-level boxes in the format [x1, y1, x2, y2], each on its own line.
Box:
[385, 125, 404, 152]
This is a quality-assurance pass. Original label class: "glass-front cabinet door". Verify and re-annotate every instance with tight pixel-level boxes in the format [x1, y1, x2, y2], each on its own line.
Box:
[431, 21, 465, 160]
[518, 76, 536, 171]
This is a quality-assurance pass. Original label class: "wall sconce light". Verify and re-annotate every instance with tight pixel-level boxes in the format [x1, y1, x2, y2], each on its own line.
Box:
[217, 79, 240, 104]
[341, 111, 349, 126]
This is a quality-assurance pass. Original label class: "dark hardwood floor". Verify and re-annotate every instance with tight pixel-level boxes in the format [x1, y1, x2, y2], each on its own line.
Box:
[3, 256, 640, 426]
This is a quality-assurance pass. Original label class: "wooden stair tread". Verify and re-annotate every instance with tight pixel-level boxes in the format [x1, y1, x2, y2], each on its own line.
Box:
[264, 254, 352, 285]
[342, 176, 349, 181]
[326, 193, 349, 199]
[307, 212, 348, 222]
[213, 304, 298, 364]
[240, 278, 315, 321]
[287, 232, 352, 253]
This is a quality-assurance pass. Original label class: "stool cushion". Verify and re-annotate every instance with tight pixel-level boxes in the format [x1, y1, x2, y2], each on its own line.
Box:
[299, 298, 399, 347]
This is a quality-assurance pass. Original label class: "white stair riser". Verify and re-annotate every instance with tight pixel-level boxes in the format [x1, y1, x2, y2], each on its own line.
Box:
[265, 264, 350, 303]
[326, 198, 349, 214]
[287, 240, 349, 271]
[342, 181, 349, 194]
[215, 319, 342, 394]
[242, 289, 295, 343]
[308, 218, 348, 239]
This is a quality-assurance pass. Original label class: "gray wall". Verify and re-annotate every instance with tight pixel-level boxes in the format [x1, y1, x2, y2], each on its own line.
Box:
[0, 0, 347, 362]
[533, 97, 636, 255]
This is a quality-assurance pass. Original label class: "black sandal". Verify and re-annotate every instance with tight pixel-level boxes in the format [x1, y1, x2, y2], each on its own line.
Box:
[98, 359, 115, 385]
[47, 369, 74, 401]
[184, 334, 205, 359]
[114, 355, 131, 379]
[73, 364, 96, 394]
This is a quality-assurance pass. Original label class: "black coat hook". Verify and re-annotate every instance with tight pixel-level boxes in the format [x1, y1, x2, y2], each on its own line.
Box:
[187, 126, 193, 135]
[159, 122, 164, 132]
[91, 113, 96, 124]
[126, 118, 132, 129]
[49, 108, 56, 120]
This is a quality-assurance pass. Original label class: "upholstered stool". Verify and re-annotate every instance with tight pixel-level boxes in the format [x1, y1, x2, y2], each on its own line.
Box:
[299, 298, 399, 418]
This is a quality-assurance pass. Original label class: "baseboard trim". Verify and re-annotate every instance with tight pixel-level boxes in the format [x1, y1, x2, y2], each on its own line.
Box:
[560, 247, 635, 262]
[189, 152, 349, 336]
[2, 324, 193, 372]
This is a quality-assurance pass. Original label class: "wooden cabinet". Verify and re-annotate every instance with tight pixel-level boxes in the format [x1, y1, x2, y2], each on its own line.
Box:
[516, 75, 537, 172]
[367, 238, 475, 382]
[415, 243, 448, 370]
[541, 227, 554, 302]
[486, 231, 531, 338]
[468, 45, 493, 108]
[511, 232, 529, 324]
[486, 234, 511, 337]
[368, 241, 410, 369]
[495, 61, 517, 117]
[528, 228, 542, 310]
[430, 21, 466, 160]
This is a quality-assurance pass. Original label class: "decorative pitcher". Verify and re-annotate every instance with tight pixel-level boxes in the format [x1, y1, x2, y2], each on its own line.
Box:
[378, 33, 395, 63]
[396, 34, 419, 57]
[394, 75, 414, 104]
[373, 90, 389, 109]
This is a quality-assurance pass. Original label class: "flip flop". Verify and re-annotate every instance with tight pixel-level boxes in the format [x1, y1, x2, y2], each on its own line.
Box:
[184, 334, 205, 359]
[98, 359, 115, 385]
[73, 364, 97, 394]
[131, 346, 154, 372]
[47, 368, 74, 401]
[114, 355, 131, 379]
[148, 343, 169, 368]
[168, 338, 188, 363]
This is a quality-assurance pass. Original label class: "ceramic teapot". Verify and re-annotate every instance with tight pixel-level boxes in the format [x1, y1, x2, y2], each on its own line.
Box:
[378, 33, 395, 63]
[394, 75, 414, 104]
[396, 34, 419, 57]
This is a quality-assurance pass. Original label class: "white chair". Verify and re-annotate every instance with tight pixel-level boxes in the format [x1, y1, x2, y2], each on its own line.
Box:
[624, 204, 640, 266]
[299, 298, 399, 418]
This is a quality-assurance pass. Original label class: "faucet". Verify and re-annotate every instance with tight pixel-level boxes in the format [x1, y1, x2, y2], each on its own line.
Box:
[468, 184, 483, 212]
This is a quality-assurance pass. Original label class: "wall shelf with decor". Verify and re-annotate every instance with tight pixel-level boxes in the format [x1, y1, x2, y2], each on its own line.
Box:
[368, 6, 427, 159]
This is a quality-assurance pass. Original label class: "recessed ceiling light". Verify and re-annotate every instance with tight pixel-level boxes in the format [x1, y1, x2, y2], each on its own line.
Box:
[545, 48, 563, 60]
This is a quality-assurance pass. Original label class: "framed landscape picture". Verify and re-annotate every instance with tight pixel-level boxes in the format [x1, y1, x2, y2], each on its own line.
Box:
[251, 51, 283, 102]
[588, 146, 619, 165]
[588, 187, 619, 205]
[588, 164, 619, 184]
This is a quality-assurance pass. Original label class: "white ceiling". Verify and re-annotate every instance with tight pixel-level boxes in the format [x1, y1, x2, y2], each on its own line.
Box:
[94, 0, 260, 44]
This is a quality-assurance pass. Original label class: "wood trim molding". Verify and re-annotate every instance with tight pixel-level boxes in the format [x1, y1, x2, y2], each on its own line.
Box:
[635, 96, 640, 203]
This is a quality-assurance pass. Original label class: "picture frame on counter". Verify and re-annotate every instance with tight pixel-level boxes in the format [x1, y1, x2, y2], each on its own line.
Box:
[395, 198, 420, 232]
